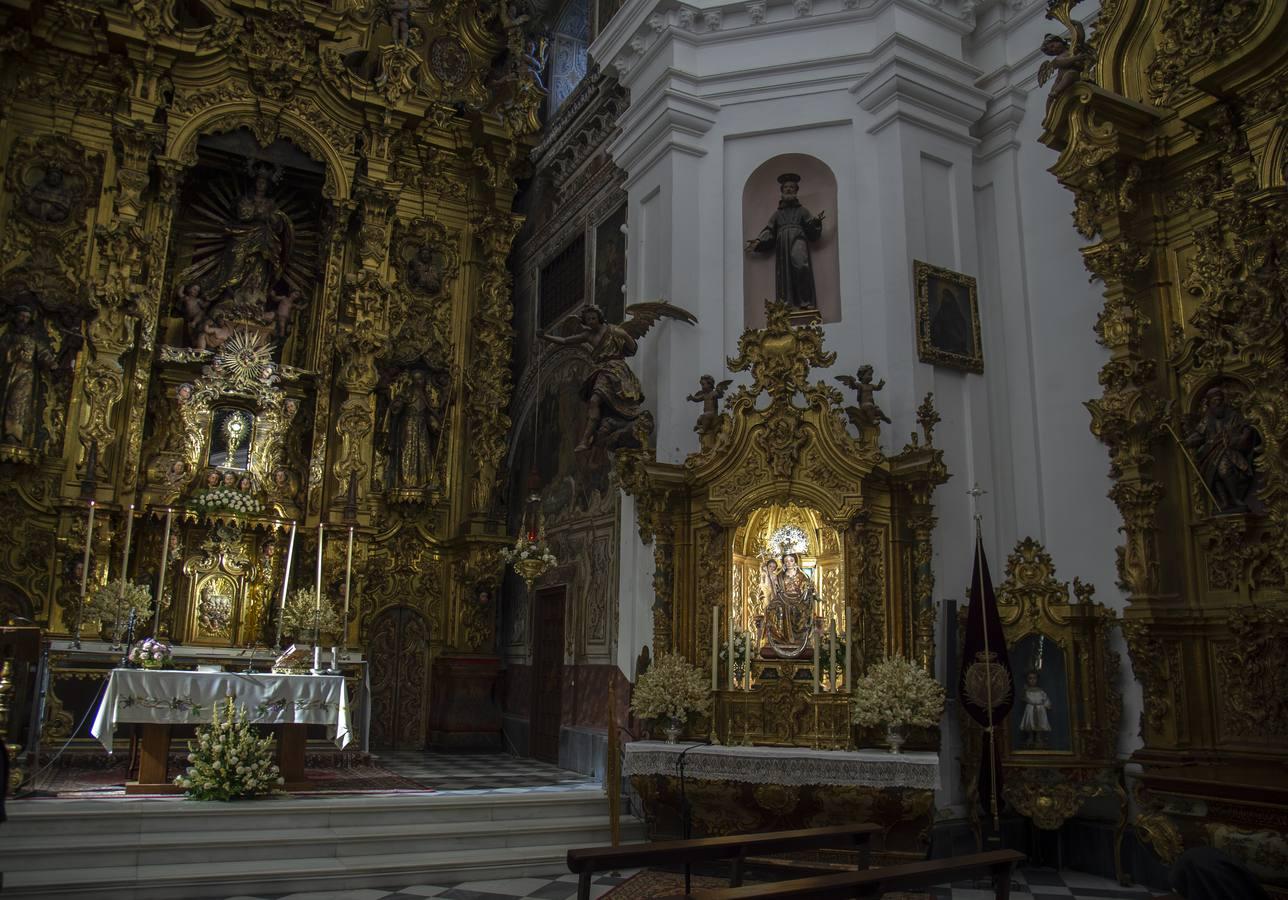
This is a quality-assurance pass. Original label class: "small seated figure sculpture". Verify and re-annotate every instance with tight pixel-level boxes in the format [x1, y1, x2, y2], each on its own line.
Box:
[758, 553, 821, 659]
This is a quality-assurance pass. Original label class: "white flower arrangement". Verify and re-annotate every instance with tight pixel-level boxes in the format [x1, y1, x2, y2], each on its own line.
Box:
[629, 651, 712, 722]
[129, 638, 173, 669]
[175, 696, 283, 801]
[86, 578, 153, 632]
[499, 534, 557, 567]
[190, 486, 264, 517]
[718, 630, 756, 668]
[279, 587, 344, 642]
[850, 655, 945, 729]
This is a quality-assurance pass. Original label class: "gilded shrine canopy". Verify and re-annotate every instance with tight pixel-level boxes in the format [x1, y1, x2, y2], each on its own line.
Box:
[91, 669, 351, 751]
[624, 741, 939, 790]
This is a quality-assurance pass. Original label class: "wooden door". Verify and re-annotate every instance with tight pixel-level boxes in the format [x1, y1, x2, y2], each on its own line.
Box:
[529, 586, 566, 764]
[369, 605, 430, 750]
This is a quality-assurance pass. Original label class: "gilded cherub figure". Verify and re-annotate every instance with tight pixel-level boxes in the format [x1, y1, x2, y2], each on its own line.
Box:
[1037, 30, 1094, 109]
[836, 365, 891, 431]
[538, 302, 697, 452]
[687, 374, 731, 444]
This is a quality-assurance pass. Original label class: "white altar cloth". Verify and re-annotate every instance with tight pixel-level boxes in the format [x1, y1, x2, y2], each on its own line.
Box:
[91, 669, 351, 751]
[624, 741, 940, 790]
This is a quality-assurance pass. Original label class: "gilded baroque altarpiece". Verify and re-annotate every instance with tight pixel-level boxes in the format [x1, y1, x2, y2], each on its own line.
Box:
[0, 0, 544, 749]
[1040, 0, 1288, 886]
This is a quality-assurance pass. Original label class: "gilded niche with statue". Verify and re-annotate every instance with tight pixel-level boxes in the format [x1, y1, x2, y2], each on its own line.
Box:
[0, 0, 548, 754]
[614, 302, 949, 750]
[1039, 0, 1288, 886]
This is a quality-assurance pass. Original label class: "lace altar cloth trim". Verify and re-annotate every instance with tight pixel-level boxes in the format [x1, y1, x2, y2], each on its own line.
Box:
[91, 669, 351, 751]
[623, 741, 939, 790]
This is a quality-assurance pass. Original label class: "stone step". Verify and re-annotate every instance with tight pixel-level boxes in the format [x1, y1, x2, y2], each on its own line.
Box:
[0, 813, 623, 870]
[0, 839, 647, 900]
[4, 789, 609, 835]
[0, 790, 643, 900]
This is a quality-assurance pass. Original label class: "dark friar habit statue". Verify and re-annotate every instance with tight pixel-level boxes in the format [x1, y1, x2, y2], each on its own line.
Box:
[745, 173, 826, 309]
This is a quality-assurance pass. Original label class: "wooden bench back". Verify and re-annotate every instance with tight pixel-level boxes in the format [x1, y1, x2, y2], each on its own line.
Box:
[689, 848, 1027, 899]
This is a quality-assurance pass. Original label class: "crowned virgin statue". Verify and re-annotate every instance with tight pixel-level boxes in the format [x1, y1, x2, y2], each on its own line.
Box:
[757, 552, 820, 659]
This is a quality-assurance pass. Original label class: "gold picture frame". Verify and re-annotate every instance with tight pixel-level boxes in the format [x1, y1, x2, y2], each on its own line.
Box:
[913, 261, 983, 374]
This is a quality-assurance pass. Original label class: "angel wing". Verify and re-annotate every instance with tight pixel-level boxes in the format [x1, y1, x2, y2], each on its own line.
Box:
[1037, 59, 1055, 87]
[835, 374, 861, 391]
[715, 379, 732, 396]
[620, 300, 699, 341]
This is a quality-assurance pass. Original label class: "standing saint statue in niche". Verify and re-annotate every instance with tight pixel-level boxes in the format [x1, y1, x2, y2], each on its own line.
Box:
[382, 368, 442, 496]
[745, 173, 826, 310]
[1019, 670, 1053, 749]
[0, 303, 56, 448]
[757, 552, 820, 659]
[1184, 386, 1261, 512]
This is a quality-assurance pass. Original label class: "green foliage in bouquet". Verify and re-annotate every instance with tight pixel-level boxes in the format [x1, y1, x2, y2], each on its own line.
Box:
[175, 697, 282, 801]
[279, 587, 344, 641]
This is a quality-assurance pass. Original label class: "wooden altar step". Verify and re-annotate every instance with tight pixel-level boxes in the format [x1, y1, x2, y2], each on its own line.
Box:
[0, 791, 642, 899]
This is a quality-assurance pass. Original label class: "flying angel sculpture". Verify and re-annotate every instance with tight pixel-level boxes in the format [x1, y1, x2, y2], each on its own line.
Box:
[538, 301, 697, 451]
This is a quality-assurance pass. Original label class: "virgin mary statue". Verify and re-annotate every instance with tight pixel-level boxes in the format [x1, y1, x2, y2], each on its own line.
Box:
[758, 553, 820, 659]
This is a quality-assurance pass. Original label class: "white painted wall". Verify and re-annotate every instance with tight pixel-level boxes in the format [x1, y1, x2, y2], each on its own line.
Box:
[593, 0, 1139, 805]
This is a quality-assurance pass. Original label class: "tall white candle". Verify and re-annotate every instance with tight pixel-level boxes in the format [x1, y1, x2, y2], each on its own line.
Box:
[726, 605, 734, 691]
[274, 522, 297, 648]
[113, 504, 135, 643]
[315, 522, 325, 617]
[153, 506, 173, 635]
[812, 628, 820, 694]
[829, 620, 837, 692]
[711, 604, 719, 692]
[76, 501, 96, 641]
[341, 526, 355, 651]
[844, 608, 852, 692]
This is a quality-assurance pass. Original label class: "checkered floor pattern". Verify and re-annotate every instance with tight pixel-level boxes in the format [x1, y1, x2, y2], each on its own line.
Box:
[375, 751, 598, 794]
[225, 867, 1161, 900]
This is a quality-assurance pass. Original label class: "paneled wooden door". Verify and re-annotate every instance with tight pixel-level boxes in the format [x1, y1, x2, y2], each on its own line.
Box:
[529, 586, 566, 764]
[368, 605, 430, 750]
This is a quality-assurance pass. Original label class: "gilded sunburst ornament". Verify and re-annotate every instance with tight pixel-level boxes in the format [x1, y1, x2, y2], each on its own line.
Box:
[213, 330, 278, 392]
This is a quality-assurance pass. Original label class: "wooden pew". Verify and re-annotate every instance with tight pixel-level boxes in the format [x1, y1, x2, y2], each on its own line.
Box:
[689, 848, 1027, 899]
[566, 823, 882, 900]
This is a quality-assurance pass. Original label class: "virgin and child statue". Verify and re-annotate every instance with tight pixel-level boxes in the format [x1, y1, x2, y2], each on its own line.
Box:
[755, 552, 822, 659]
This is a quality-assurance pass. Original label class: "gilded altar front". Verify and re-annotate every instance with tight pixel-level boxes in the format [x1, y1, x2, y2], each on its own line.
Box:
[0, 0, 546, 758]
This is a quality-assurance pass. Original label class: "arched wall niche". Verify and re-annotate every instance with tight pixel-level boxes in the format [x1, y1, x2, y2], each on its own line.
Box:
[742, 154, 840, 328]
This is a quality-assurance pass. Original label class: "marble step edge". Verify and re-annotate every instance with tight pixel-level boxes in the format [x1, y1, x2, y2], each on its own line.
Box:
[0, 813, 625, 855]
[6, 788, 608, 820]
[1, 836, 643, 891]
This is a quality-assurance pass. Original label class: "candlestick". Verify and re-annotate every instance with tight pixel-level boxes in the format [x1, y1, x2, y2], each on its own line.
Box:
[274, 522, 297, 649]
[726, 605, 734, 692]
[74, 501, 96, 647]
[711, 604, 718, 692]
[812, 628, 820, 694]
[341, 526, 354, 652]
[829, 620, 837, 693]
[153, 507, 173, 636]
[112, 505, 135, 647]
[312, 644, 321, 672]
[314, 522, 324, 613]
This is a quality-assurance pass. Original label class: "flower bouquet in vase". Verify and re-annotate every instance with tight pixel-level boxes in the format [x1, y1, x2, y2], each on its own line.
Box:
[500, 531, 558, 588]
[850, 655, 945, 753]
[129, 638, 173, 670]
[175, 696, 283, 800]
[629, 651, 711, 744]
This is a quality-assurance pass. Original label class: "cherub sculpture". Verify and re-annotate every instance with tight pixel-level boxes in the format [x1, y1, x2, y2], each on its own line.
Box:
[687, 374, 731, 444]
[1037, 29, 1094, 109]
[538, 302, 697, 452]
[836, 365, 891, 430]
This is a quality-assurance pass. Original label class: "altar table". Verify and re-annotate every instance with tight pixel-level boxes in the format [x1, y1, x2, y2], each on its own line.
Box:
[624, 742, 940, 790]
[623, 742, 940, 856]
[91, 669, 350, 793]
